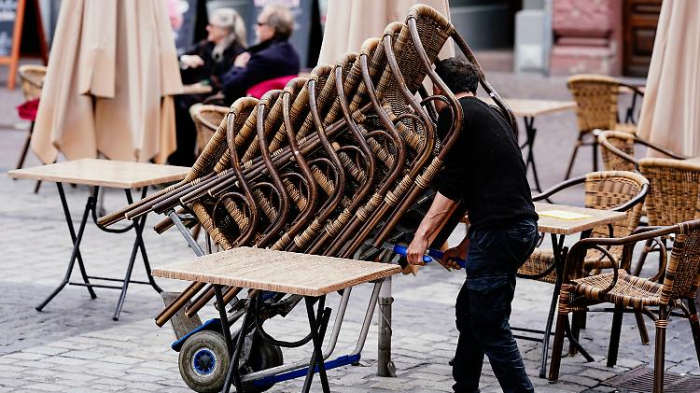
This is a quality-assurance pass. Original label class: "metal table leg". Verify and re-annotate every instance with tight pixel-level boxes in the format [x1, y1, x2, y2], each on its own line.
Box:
[523, 116, 544, 193]
[302, 296, 331, 393]
[36, 183, 97, 311]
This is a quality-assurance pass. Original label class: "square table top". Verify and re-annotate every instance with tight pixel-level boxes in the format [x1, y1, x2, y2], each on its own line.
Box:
[535, 202, 627, 235]
[7, 159, 190, 189]
[480, 97, 576, 118]
[151, 247, 401, 297]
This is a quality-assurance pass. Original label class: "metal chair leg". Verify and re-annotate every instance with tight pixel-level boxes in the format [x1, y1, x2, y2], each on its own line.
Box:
[653, 308, 668, 393]
[687, 300, 700, 367]
[607, 304, 624, 367]
[564, 138, 583, 180]
[548, 293, 569, 381]
[15, 121, 33, 171]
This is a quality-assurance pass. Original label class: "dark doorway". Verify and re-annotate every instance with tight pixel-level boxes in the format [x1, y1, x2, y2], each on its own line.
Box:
[623, 0, 663, 77]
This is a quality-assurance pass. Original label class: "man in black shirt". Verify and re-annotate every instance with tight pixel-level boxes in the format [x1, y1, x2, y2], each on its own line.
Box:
[407, 58, 538, 393]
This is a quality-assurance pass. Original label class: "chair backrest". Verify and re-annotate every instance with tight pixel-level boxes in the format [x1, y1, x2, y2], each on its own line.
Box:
[639, 158, 700, 227]
[18, 65, 47, 101]
[660, 219, 700, 302]
[584, 171, 648, 240]
[190, 104, 228, 157]
[567, 74, 620, 133]
[246, 75, 297, 99]
[598, 130, 637, 172]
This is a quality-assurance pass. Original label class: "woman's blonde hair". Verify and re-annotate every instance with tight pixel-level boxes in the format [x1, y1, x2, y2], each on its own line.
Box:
[210, 8, 247, 60]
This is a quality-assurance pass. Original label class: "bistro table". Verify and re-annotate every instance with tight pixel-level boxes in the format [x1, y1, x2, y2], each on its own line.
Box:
[482, 98, 577, 192]
[8, 159, 189, 320]
[152, 247, 400, 393]
[518, 202, 627, 378]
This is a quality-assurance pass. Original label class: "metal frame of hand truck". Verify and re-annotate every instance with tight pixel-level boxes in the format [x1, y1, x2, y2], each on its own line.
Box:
[165, 208, 393, 391]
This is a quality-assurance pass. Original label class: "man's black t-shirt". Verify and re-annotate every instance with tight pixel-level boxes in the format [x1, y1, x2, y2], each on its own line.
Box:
[435, 96, 538, 230]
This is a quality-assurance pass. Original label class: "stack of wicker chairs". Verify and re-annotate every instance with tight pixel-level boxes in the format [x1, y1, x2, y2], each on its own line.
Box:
[564, 75, 644, 180]
[98, 5, 516, 330]
[549, 219, 700, 393]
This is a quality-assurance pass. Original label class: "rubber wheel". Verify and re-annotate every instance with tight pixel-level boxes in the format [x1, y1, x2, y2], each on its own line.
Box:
[241, 334, 284, 393]
[179, 330, 230, 393]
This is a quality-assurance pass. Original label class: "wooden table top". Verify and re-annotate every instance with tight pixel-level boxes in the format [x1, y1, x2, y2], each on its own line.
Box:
[7, 159, 190, 189]
[480, 97, 576, 117]
[535, 202, 627, 235]
[152, 247, 401, 297]
[180, 83, 213, 95]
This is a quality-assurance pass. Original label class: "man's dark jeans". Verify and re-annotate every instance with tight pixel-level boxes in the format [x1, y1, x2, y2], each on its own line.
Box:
[452, 218, 538, 393]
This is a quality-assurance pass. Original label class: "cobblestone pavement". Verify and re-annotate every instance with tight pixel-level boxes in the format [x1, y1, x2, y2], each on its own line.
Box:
[1, 69, 698, 393]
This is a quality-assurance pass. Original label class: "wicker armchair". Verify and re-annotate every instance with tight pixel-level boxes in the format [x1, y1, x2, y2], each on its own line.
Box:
[517, 171, 648, 377]
[16, 65, 47, 172]
[565, 75, 644, 180]
[548, 219, 700, 393]
[190, 104, 228, 158]
[633, 158, 700, 277]
[598, 130, 686, 172]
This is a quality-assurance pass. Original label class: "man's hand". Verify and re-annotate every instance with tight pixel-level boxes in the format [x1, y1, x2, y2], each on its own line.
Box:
[234, 52, 251, 68]
[406, 235, 429, 266]
[438, 240, 469, 271]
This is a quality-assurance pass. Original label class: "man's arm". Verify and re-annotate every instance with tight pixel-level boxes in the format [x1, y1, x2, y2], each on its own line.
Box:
[406, 192, 460, 266]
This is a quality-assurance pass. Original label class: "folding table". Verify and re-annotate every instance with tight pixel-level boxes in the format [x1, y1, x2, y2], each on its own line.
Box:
[8, 158, 189, 320]
[152, 246, 400, 393]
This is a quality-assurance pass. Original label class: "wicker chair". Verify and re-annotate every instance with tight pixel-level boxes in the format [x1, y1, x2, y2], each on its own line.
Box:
[565, 75, 644, 180]
[598, 130, 686, 173]
[517, 171, 648, 376]
[190, 104, 228, 158]
[16, 65, 47, 171]
[633, 158, 700, 277]
[548, 219, 700, 393]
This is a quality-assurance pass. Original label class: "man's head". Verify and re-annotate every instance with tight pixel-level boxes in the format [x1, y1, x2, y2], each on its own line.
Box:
[255, 4, 295, 44]
[434, 57, 480, 95]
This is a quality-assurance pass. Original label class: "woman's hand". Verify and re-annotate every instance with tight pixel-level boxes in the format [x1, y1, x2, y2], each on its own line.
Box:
[180, 55, 205, 69]
[234, 52, 251, 68]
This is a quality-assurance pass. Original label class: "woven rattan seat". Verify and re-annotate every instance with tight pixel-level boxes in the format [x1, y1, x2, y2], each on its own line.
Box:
[571, 271, 663, 307]
[549, 219, 700, 393]
[564, 75, 644, 180]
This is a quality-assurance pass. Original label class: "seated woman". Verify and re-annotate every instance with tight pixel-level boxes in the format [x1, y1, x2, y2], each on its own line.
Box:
[169, 8, 246, 167]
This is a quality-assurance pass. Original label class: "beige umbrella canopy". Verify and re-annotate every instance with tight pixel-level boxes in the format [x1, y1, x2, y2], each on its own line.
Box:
[637, 0, 700, 157]
[31, 0, 183, 165]
[317, 0, 454, 66]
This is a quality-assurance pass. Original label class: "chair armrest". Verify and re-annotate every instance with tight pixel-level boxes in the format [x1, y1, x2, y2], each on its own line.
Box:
[532, 174, 587, 201]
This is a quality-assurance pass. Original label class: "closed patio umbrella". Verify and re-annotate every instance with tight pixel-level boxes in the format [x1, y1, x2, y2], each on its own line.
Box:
[317, 0, 454, 66]
[637, 0, 700, 157]
[31, 0, 183, 165]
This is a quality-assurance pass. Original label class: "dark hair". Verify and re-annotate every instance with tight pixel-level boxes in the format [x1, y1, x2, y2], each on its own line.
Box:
[434, 57, 479, 94]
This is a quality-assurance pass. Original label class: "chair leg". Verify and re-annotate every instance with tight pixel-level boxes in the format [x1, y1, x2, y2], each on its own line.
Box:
[548, 285, 571, 381]
[564, 138, 583, 180]
[592, 140, 599, 172]
[633, 238, 654, 276]
[687, 300, 700, 367]
[607, 304, 624, 367]
[653, 308, 668, 393]
[634, 310, 650, 344]
[15, 121, 33, 171]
